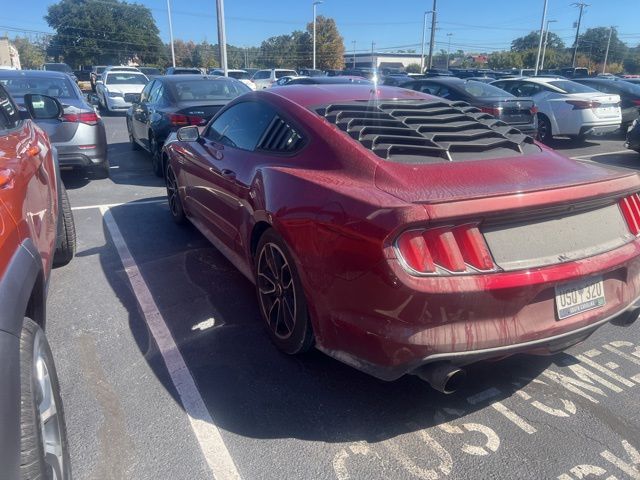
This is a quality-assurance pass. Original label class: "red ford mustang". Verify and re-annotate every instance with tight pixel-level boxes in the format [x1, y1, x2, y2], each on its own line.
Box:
[162, 84, 640, 393]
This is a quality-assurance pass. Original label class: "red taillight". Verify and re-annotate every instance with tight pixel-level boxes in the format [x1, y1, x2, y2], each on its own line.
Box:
[168, 113, 206, 126]
[62, 111, 100, 125]
[632, 99, 640, 106]
[480, 106, 503, 116]
[530, 105, 538, 115]
[565, 99, 601, 110]
[619, 193, 640, 236]
[395, 224, 496, 275]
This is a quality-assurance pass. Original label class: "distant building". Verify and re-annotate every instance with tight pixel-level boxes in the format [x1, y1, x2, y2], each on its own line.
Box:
[0, 37, 21, 70]
[343, 52, 423, 71]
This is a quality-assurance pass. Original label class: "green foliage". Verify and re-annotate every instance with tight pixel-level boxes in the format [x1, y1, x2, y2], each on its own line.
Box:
[624, 48, 640, 74]
[511, 31, 565, 52]
[487, 50, 523, 69]
[305, 16, 345, 69]
[45, 0, 164, 67]
[405, 63, 422, 73]
[577, 27, 627, 64]
[12, 37, 46, 69]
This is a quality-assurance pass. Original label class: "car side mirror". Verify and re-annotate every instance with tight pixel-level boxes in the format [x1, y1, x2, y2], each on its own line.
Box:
[23, 94, 63, 120]
[177, 126, 200, 142]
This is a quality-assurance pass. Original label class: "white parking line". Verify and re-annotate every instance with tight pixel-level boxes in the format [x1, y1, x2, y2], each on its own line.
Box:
[571, 149, 631, 160]
[71, 199, 166, 211]
[100, 206, 241, 480]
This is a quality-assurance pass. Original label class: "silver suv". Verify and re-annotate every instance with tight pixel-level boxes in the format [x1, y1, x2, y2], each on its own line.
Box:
[250, 69, 298, 89]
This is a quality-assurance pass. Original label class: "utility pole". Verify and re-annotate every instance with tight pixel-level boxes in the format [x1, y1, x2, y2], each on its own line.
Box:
[352, 40, 356, 68]
[371, 41, 376, 70]
[166, 0, 176, 67]
[313, 1, 323, 70]
[534, 0, 548, 75]
[540, 19, 556, 71]
[571, 2, 589, 68]
[602, 26, 614, 74]
[420, 11, 428, 72]
[446, 33, 453, 70]
[215, 0, 228, 76]
[427, 0, 437, 70]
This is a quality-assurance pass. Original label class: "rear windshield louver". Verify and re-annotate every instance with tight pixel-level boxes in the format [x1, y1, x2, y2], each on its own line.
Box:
[318, 100, 539, 163]
[258, 116, 303, 152]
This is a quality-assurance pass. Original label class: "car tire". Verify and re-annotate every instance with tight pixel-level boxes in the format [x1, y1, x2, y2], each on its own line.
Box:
[255, 229, 314, 355]
[536, 114, 553, 144]
[128, 121, 140, 151]
[92, 160, 110, 180]
[53, 183, 76, 268]
[165, 164, 186, 224]
[150, 135, 163, 178]
[20, 317, 71, 480]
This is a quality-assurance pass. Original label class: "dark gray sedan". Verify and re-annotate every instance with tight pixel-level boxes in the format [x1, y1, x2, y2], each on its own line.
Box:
[0, 70, 109, 178]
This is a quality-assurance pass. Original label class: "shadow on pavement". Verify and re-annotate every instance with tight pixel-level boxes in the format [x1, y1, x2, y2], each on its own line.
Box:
[91, 200, 567, 445]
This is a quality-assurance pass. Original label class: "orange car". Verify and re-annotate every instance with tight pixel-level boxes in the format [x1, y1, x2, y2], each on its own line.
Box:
[0, 85, 75, 478]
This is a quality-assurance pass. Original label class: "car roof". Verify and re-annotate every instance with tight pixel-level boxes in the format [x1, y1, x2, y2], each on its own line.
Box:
[265, 84, 431, 108]
[407, 76, 465, 84]
[0, 69, 72, 79]
[158, 74, 230, 83]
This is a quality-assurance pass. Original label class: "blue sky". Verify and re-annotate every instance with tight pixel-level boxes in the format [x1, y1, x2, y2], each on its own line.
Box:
[3, 0, 639, 53]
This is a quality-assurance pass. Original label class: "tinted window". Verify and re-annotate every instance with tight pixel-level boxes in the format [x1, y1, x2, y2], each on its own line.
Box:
[105, 73, 148, 85]
[253, 71, 270, 80]
[140, 80, 155, 102]
[463, 80, 513, 98]
[548, 80, 597, 94]
[171, 79, 249, 102]
[206, 101, 276, 151]
[227, 71, 250, 80]
[149, 83, 164, 103]
[140, 67, 161, 76]
[0, 75, 78, 100]
[512, 82, 544, 97]
[0, 87, 19, 130]
[275, 70, 298, 79]
[44, 63, 72, 73]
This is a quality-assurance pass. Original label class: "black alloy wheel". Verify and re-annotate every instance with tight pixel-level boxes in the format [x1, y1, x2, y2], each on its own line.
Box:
[165, 165, 186, 224]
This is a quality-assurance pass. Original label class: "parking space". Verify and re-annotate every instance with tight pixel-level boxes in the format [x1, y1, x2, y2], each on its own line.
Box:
[47, 115, 640, 480]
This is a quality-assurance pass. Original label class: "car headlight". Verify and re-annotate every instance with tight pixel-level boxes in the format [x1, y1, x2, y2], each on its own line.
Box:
[108, 91, 123, 98]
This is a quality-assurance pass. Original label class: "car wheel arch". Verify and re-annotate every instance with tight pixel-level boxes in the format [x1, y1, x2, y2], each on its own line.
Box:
[250, 221, 273, 259]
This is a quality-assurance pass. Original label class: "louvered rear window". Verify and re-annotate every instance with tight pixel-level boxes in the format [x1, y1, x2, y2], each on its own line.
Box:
[257, 116, 304, 152]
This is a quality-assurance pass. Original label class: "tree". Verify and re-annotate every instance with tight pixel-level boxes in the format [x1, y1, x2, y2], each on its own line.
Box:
[578, 27, 627, 64]
[487, 51, 523, 69]
[305, 16, 344, 69]
[511, 31, 565, 52]
[45, 0, 164, 66]
[405, 63, 422, 73]
[12, 36, 46, 69]
[624, 46, 640, 74]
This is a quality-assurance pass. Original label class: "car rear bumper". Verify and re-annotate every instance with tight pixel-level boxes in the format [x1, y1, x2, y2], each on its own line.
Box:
[579, 122, 620, 136]
[312, 238, 640, 381]
[54, 122, 108, 169]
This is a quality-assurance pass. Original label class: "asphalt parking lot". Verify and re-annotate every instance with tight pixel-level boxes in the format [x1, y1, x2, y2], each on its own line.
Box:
[48, 115, 640, 480]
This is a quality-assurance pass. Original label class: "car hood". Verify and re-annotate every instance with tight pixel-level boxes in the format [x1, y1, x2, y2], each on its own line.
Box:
[374, 148, 637, 205]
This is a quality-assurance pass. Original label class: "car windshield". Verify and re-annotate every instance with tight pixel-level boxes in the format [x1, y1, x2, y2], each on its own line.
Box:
[275, 70, 298, 79]
[105, 73, 148, 85]
[173, 69, 201, 74]
[463, 81, 513, 97]
[44, 64, 73, 73]
[171, 79, 250, 101]
[548, 80, 598, 94]
[0, 75, 78, 99]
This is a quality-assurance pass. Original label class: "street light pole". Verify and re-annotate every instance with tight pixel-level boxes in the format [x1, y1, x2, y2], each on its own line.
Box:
[540, 19, 556, 71]
[166, 0, 176, 68]
[534, 0, 548, 75]
[602, 26, 613, 74]
[427, 0, 437, 70]
[215, 0, 228, 76]
[313, 1, 323, 70]
[352, 40, 356, 68]
[446, 33, 453, 70]
[420, 11, 428, 72]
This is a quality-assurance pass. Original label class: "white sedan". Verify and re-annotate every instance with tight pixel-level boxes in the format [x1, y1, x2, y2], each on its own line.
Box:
[492, 77, 621, 142]
[96, 70, 149, 113]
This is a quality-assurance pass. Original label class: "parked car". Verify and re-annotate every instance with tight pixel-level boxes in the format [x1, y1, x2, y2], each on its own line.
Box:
[0, 69, 110, 178]
[465, 76, 497, 83]
[96, 70, 149, 115]
[166, 67, 202, 75]
[42, 62, 77, 83]
[138, 66, 162, 80]
[102, 65, 140, 74]
[324, 69, 342, 77]
[298, 68, 324, 77]
[251, 69, 298, 89]
[381, 73, 411, 86]
[626, 118, 640, 153]
[491, 77, 621, 143]
[90, 65, 107, 91]
[0, 84, 75, 480]
[208, 69, 255, 90]
[161, 84, 640, 392]
[273, 75, 305, 86]
[279, 76, 373, 86]
[573, 78, 640, 128]
[127, 74, 249, 176]
[399, 77, 538, 137]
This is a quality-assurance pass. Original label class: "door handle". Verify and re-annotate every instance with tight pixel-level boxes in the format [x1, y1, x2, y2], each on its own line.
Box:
[221, 169, 236, 180]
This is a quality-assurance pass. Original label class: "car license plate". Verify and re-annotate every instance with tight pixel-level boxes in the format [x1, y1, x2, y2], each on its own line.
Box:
[555, 276, 605, 320]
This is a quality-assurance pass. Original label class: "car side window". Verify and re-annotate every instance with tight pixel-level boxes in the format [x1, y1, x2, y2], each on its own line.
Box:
[435, 86, 452, 99]
[517, 82, 542, 97]
[415, 83, 438, 95]
[0, 87, 19, 130]
[254, 71, 269, 80]
[140, 81, 155, 103]
[205, 101, 276, 151]
[149, 83, 164, 104]
[495, 82, 516, 95]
